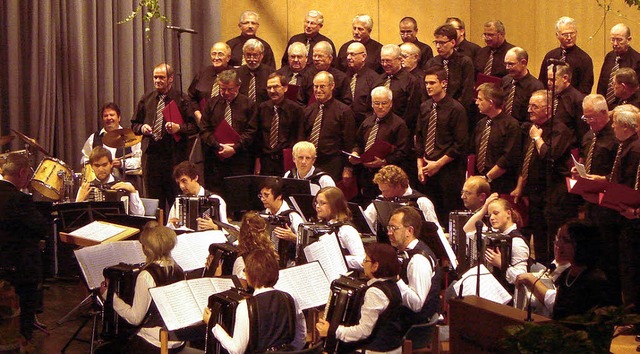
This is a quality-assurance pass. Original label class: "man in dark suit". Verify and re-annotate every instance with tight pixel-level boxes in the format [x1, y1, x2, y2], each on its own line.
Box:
[0, 153, 46, 341]
[237, 38, 275, 107]
[131, 63, 198, 212]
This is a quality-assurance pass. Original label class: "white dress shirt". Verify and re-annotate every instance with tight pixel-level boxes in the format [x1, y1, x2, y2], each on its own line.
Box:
[396, 239, 434, 312]
[81, 126, 142, 170]
[166, 186, 229, 229]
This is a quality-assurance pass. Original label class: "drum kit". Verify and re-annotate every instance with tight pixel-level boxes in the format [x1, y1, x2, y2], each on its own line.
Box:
[0, 128, 142, 202]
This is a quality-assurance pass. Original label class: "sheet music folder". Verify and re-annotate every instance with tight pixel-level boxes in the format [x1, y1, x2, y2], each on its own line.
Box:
[59, 220, 139, 247]
[566, 177, 609, 204]
[598, 182, 640, 211]
[213, 119, 242, 145]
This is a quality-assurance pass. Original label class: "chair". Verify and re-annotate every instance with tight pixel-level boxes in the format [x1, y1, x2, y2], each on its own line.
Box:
[402, 313, 441, 354]
[269, 341, 324, 354]
[140, 197, 163, 222]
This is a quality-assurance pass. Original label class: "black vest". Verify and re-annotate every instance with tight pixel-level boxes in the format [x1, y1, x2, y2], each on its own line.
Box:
[358, 280, 405, 352]
[492, 228, 529, 293]
[287, 167, 328, 186]
[246, 290, 296, 353]
[142, 263, 185, 329]
[399, 240, 441, 322]
[93, 130, 132, 157]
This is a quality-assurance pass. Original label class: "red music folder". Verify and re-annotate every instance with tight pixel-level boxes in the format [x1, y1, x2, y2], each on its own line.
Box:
[284, 85, 300, 102]
[213, 119, 241, 145]
[566, 177, 609, 205]
[358, 140, 395, 163]
[162, 100, 184, 142]
[598, 182, 640, 212]
[283, 148, 294, 172]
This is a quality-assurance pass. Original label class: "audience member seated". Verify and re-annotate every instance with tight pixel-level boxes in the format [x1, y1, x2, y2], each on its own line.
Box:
[76, 146, 144, 216]
[516, 220, 616, 320]
[315, 186, 365, 270]
[166, 161, 228, 230]
[96, 222, 186, 353]
[204, 249, 306, 354]
[283, 141, 335, 195]
[463, 193, 530, 290]
[316, 243, 405, 354]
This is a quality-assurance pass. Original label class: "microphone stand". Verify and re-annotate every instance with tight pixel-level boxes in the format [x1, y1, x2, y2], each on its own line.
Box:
[547, 61, 558, 262]
[475, 220, 484, 296]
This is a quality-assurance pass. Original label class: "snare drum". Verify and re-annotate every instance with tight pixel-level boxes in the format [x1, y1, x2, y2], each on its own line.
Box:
[31, 157, 72, 200]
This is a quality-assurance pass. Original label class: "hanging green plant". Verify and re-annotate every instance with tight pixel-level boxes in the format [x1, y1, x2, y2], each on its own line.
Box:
[118, 0, 170, 40]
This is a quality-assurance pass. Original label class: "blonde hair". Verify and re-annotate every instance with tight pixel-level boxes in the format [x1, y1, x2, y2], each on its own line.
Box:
[139, 221, 177, 265]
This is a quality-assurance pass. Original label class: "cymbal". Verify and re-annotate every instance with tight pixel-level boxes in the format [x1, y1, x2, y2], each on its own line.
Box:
[0, 135, 14, 146]
[10, 129, 49, 155]
[102, 128, 142, 148]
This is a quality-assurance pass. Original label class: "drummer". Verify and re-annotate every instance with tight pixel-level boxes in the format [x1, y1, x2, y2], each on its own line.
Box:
[80, 102, 142, 179]
[76, 146, 145, 216]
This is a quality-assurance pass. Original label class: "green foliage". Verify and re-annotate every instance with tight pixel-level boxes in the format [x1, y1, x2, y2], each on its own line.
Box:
[117, 0, 169, 40]
[624, 0, 640, 10]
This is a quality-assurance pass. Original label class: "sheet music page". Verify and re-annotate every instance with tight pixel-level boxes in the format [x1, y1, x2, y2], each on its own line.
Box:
[149, 281, 204, 331]
[69, 221, 128, 242]
[172, 231, 227, 271]
[438, 232, 458, 269]
[275, 261, 331, 310]
[187, 277, 237, 312]
[571, 155, 587, 178]
[74, 241, 145, 289]
[451, 264, 512, 304]
[304, 234, 348, 282]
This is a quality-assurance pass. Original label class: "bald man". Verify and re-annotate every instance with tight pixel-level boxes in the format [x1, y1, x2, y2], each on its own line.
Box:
[345, 42, 384, 126]
[226, 11, 276, 68]
[598, 23, 640, 107]
[337, 14, 383, 73]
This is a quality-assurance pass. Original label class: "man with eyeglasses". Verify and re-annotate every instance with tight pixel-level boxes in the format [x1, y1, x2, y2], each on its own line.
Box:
[597, 23, 640, 107]
[200, 69, 258, 195]
[188, 42, 232, 123]
[277, 42, 312, 92]
[349, 86, 410, 201]
[301, 41, 352, 106]
[337, 14, 383, 74]
[345, 42, 383, 127]
[302, 71, 355, 182]
[283, 141, 336, 196]
[280, 10, 336, 68]
[501, 47, 544, 124]
[226, 11, 276, 69]
[398, 17, 433, 70]
[379, 44, 422, 133]
[237, 39, 274, 107]
[258, 178, 304, 267]
[474, 20, 515, 79]
[539, 17, 594, 95]
[255, 73, 304, 177]
[446, 17, 481, 63]
[461, 176, 490, 213]
[610, 68, 640, 109]
[387, 206, 441, 347]
[425, 24, 475, 112]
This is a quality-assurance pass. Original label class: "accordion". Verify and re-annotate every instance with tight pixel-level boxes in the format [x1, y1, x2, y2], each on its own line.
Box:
[323, 275, 367, 354]
[448, 210, 474, 272]
[178, 195, 221, 230]
[468, 232, 512, 273]
[205, 288, 252, 354]
[296, 222, 334, 264]
[203, 243, 239, 277]
[101, 262, 144, 339]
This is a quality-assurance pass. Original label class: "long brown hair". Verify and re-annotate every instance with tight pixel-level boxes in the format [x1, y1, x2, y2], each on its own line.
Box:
[315, 186, 352, 222]
[237, 211, 277, 257]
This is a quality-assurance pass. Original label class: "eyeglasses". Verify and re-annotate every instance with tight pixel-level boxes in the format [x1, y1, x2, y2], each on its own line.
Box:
[433, 40, 452, 46]
[558, 32, 576, 38]
[347, 52, 365, 57]
[257, 193, 272, 200]
[482, 33, 498, 38]
[386, 225, 404, 232]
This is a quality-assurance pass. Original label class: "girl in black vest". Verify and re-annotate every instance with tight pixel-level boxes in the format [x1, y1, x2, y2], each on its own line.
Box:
[317, 243, 405, 353]
[203, 249, 306, 353]
[97, 222, 185, 353]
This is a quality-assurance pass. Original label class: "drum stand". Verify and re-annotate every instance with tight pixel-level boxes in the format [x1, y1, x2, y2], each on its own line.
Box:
[59, 291, 104, 354]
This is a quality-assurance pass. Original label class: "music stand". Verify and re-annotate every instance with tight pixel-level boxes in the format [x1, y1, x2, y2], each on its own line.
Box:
[223, 175, 311, 215]
[55, 201, 126, 232]
[347, 202, 375, 237]
[288, 194, 316, 222]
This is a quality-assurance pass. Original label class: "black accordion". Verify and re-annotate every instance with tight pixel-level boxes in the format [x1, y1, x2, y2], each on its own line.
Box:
[323, 275, 367, 354]
[205, 288, 252, 354]
[101, 262, 144, 339]
[178, 195, 221, 230]
[203, 243, 239, 277]
[448, 210, 474, 272]
[468, 232, 512, 273]
[296, 222, 334, 264]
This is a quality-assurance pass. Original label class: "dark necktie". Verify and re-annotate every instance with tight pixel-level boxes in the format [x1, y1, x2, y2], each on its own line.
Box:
[310, 104, 324, 147]
[270, 105, 279, 149]
[505, 79, 516, 115]
[521, 139, 536, 182]
[483, 50, 495, 75]
[424, 103, 438, 157]
[476, 119, 492, 174]
[584, 133, 597, 174]
[610, 143, 624, 182]
[606, 56, 620, 105]
[153, 94, 166, 141]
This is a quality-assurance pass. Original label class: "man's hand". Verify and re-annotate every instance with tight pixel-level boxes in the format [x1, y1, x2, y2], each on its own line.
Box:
[529, 125, 543, 139]
[196, 215, 219, 231]
[510, 187, 522, 204]
[141, 124, 153, 135]
[112, 181, 136, 193]
[76, 182, 92, 202]
[165, 122, 180, 134]
[422, 159, 442, 177]
[348, 152, 361, 165]
[217, 144, 236, 159]
[342, 168, 353, 180]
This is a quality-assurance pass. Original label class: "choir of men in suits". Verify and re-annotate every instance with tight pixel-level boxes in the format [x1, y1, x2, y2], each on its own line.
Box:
[227, 11, 276, 68]
[281, 10, 336, 68]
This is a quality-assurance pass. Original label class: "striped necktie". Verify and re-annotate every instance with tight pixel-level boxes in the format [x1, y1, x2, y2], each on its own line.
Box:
[610, 143, 624, 182]
[521, 139, 536, 182]
[476, 119, 492, 174]
[269, 105, 279, 149]
[584, 134, 597, 174]
[634, 163, 640, 190]
[505, 79, 516, 115]
[606, 56, 620, 105]
[442, 59, 449, 80]
[248, 72, 256, 103]
[560, 49, 567, 62]
[350, 73, 357, 100]
[211, 77, 220, 97]
[310, 104, 324, 147]
[483, 50, 495, 75]
[153, 94, 166, 141]
[289, 72, 298, 85]
[424, 103, 438, 157]
[365, 119, 380, 152]
[384, 75, 392, 89]
[224, 101, 233, 126]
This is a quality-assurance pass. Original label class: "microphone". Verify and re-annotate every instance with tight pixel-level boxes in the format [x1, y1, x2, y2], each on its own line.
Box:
[525, 263, 557, 321]
[475, 220, 484, 296]
[547, 58, 565, 66]
[456, 270, 490, 299]
[166, 25, 198, 34]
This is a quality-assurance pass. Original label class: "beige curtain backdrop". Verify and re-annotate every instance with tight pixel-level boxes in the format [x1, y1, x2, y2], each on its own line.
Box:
[1, 0, 639, 170]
